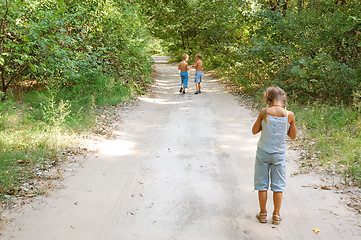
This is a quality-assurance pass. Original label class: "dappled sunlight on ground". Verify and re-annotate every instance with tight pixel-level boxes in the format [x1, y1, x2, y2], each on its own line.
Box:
[98, 138, 136, 157]
[139, 97, 183, 105]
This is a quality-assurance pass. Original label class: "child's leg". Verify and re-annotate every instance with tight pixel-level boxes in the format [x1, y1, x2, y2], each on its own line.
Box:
[255, 148, 270, 218]
[180, 77, 184, 92]
[182, 77, 187, 93]
[270, 152, 286, 222]
[198, 73, 202, 92]
[273, 191, 282, 219]
[258, 190, 267, 217]
[195, 72, 201, 92]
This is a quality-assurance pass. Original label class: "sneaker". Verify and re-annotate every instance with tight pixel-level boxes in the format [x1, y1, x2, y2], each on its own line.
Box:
[194, 91, 199, 94]
[179, 87, 183, 93]
[182, 90, 185, 94]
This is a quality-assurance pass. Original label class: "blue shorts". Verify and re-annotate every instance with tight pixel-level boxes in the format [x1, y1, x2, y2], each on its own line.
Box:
[180, 72, 188, 87]
[254, 148, 286, 192]
[195, 71, 203, 83]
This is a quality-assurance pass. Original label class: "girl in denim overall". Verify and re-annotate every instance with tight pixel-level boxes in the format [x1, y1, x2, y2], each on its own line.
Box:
[252, 87, 297, 225]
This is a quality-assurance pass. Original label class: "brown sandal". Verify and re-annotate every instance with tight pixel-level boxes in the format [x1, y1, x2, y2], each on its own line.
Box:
[272, 214, 281, 225]
[256, 212, 267, 223]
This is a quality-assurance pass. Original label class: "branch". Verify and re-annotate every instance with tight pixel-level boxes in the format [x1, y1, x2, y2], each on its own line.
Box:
[4, 64, 28, 91]
[0, 0, 9, 35]
[0, 65, 5, 92]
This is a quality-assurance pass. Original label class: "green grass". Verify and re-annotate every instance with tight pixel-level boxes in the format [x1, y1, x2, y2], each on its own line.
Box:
[288, 102, 361, 185]
[0, 97, 77, 196]
[0, 74, 142, 201]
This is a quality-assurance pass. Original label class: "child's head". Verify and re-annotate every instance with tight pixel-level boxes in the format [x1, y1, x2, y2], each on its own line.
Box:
[182, 53, 189, 61]
[195, 53, 202, 60]
[264, 86, 287, 107]
[263, 87, 287, 123]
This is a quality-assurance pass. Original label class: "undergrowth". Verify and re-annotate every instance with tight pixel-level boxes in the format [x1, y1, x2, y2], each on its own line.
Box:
[288, 102, 361, 185]
[0, 76, 148, 201]
[0, 97, 76, 197]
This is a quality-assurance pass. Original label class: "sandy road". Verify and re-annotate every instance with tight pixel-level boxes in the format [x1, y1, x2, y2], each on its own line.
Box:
[1, 57, 361, 240]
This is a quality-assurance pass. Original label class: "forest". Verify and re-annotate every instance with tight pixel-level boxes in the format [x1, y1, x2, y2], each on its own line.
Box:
[1, 0, 360, 198]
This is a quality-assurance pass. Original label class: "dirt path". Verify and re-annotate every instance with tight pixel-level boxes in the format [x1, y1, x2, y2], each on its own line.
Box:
[1, 57, 360, 240]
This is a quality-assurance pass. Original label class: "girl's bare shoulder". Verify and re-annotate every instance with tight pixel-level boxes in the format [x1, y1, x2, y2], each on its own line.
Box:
[258, 108, 266, 119]
[287, 110, 295, 121]
[266, 107, 288, 117]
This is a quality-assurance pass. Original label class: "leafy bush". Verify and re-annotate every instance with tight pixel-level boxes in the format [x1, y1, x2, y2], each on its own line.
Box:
[0, 0, 153, 198]
[0, 0, 152, 100]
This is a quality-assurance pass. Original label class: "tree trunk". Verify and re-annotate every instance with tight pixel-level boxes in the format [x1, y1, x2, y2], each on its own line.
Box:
[269, 0, 279, 11]
[269, 0, 288, 16]
[298, 0, 303, 12]
[335, 0, 347, 5]
[180, 31, 186, 50]
[282, 0, 288, 16]
[1, 67, 6, 94]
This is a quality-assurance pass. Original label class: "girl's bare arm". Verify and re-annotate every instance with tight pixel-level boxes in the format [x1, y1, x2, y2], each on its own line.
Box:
[287, 111, 297, 139]
[252, 110, 264, 134]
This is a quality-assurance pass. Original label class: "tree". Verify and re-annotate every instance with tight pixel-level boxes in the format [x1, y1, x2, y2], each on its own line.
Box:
[0, 0, 34, 98]
[0, 0, 153, 100]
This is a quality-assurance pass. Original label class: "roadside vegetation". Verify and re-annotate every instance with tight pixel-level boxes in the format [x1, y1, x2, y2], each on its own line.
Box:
[139, 0, 361, 185]
[0, 0, 152, 201]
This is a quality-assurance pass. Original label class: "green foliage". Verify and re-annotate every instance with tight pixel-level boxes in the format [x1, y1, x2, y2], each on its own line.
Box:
[352, 89, 361, 113]
[0, 0, 152, 99]
[141, 0, 361, 104]
[0, 0, 36, 95]
[223, 1, 361, 103]
[146, 37, 168, 56]
[0, 97, 71, 195]
[0, 0, 153, 199]
[41, 96, 71, 127]
[290, 102, 361, 185]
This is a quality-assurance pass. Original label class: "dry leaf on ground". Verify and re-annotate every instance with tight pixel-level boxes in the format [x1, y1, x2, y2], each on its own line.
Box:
[313, 228, 320, 235]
